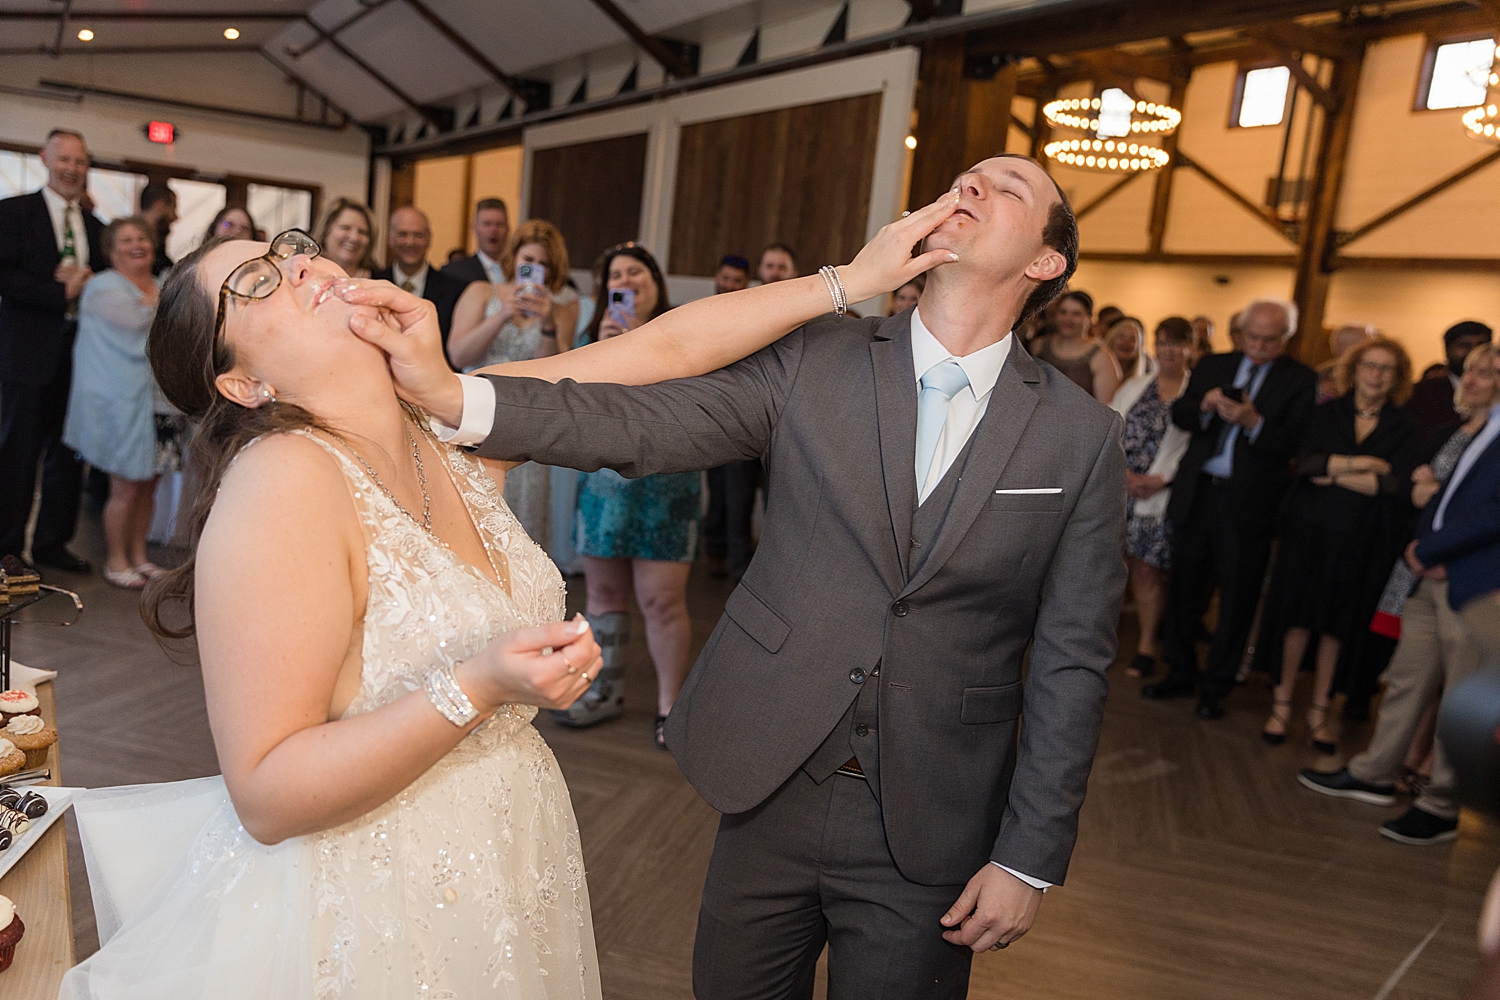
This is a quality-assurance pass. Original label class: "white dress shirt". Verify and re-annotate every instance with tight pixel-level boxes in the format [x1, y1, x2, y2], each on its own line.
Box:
[39, 184, 89, 270]
[911, 307, 1011, 503]
[477, 250, 505, 285]
[392, 261, 429, 298]
[434, 315, 1051, 891]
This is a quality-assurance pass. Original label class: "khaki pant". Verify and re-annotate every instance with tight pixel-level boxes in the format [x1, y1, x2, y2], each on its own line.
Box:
[1348, 579, 1479, 819]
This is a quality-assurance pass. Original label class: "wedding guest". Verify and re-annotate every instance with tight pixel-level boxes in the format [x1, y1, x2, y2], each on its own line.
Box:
[0, 128, 103, 575]
[1144, 298, 1318, 718]
[139, 182, 177, 276]
[889, 273, 924, 315]
[1105, 314, 1154, 380]
[316, 197, 375, 278]
[442, 198, 510, 286]
[371, 206, 465, 350]
[561, 244, 700, 747]
[713, 253, 750, 295]
[1301, 342, 1500, 845]
[445, 247, 466, 266]
[1112, 316, 1195, 678]
[448, 220, 579, 551]
[1331, 323, 1376, 358]
[758, 243, 798, 283]
[204, 205, 256, 243]
[1191, 314, 1215, 355]
[61, 218, 174, 588]
[1034, 289, 1121, 403]
[1091, 304, 1124, 341]
[705, 253, 759, 581]
[1257, 337, 1417, 751]
[1406, 321, 1492, 438]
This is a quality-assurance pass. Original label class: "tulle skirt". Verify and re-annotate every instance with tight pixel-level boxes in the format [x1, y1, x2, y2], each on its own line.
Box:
[62, 719, 601, 999]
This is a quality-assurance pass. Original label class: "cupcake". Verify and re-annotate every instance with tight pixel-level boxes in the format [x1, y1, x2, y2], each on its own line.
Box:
[3, 716, 54, 769]
[0, 691, 38, 728]
[0, 895, 23, 973]
[0, 741, 25, 780]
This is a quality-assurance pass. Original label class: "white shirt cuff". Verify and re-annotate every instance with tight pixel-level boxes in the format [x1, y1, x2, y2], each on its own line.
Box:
[429, 374, 497, 447]
[991, 862, 1052, 891]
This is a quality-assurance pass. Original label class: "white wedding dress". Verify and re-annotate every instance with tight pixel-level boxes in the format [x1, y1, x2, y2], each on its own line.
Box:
[62, 429, 601, 999]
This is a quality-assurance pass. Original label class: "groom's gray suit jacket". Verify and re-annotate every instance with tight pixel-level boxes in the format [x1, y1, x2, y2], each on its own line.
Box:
[476, 311, 1127, 887]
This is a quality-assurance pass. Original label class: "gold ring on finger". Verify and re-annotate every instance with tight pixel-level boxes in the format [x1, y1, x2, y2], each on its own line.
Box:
[580, 672, 591, 684]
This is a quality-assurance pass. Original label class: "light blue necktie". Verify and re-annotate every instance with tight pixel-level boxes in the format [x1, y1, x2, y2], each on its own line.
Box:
[915, 359, 970, 496]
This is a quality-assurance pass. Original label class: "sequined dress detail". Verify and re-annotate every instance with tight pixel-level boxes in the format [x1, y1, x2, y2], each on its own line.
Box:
[60, 427, 600, 1000]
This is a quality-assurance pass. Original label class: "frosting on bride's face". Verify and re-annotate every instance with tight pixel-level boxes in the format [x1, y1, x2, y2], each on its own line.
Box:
[198, 239, 390, 405]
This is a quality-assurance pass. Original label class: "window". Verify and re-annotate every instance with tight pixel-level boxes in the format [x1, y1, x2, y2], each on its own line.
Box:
[1234, 66, 1292, 128]
[1096, 88, 1135, 138]
[1419, 37, 1496, 110]
[0, 150, 47, 201]
[247, 183, 313, 237]
[166, 177, 228, 262]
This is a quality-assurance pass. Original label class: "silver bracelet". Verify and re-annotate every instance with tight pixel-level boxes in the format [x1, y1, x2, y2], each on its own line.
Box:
[818, 265, 848, 317]
[424, 661, 479, 727]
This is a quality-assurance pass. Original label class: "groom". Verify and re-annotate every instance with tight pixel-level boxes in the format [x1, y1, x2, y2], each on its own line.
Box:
[396, 154, 1125, 997]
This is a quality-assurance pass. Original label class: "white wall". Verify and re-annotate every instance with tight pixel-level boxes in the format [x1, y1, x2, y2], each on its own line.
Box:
[521, 47, 920, 312]
[0, 86, 369, 214]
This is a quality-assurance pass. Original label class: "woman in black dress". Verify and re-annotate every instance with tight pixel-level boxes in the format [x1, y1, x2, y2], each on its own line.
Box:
[1260, 336, 1418, 752]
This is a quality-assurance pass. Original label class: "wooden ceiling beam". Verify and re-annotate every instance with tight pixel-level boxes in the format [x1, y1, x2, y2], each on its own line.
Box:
[401, 0, 536, 106]
[0, 10, 300, 20]
[295, 14, 448, 131]
[585, 0, 696, 79]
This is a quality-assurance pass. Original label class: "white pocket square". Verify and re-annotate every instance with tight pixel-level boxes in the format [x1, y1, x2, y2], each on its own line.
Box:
[995, 488, 1063, 494]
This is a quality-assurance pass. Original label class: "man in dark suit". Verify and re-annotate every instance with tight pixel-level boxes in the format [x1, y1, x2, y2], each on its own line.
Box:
[374, 154, 1127, 997]
[0, 129, 104, 573]
[372, 206, 464, 358]
[439, 197, 509, 288]
[139, 181, 177, 276]
[1144, 299, 1317, 718]
[1405, 320, 1492, 439]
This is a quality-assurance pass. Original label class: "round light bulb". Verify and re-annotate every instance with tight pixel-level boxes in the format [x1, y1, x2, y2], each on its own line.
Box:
[224, 27, 240, 40]
[904, 134, 917, 151]
[77, 28, 94, 41]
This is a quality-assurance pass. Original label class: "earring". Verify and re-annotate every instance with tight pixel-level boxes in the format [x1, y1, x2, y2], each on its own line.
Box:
[261, 388, 276, 404]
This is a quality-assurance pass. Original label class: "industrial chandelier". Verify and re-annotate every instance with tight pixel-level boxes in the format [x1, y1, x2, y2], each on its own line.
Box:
[1041, 92, 1181, 173]
[1461, 42, 1500, 143]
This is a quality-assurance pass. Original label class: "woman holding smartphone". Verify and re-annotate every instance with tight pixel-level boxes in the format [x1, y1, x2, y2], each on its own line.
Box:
[560, 243, 697, 748]
[448, 220, 580, 551]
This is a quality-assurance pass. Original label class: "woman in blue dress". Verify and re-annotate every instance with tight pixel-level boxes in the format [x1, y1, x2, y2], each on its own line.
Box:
[64, 217, 185, 589]
[561, 244, 701, 747]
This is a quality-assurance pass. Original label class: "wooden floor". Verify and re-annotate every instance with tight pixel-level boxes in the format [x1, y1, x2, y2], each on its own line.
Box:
[16, 510, 1497, 999]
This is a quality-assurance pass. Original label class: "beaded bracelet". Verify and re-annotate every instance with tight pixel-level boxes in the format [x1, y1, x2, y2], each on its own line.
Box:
[424, 661, 479, 727]
[818, 265, 848, 317]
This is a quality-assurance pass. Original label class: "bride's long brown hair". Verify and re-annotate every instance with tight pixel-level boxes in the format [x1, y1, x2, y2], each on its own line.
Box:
[143, 237, 332, 642]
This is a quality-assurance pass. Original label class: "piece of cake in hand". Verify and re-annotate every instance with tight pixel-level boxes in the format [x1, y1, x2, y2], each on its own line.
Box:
[0, 691, 39, 728]
[0, 558, 35, 597]
[0, 895, 23, 973]
[0, 741, 25, 780]
[3, 716, 55, 769]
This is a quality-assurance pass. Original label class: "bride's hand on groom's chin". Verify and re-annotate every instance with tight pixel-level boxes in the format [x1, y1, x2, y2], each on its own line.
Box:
[460, 614, 602, 713]
[337, 279, 465, 426]
[939, 864, 1043, 953]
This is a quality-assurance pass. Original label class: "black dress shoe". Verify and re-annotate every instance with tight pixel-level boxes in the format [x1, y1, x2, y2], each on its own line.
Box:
[31, 547, 91, 574]
[1141, 676, 1195, 700]
[1297, 767, 1397, 806]
[1195, 695, 1225, 719]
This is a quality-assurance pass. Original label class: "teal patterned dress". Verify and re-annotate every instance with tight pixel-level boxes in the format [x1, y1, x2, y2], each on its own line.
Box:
[575, 469, 701, 562]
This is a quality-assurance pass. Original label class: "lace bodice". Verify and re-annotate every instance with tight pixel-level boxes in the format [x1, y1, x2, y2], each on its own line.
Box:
[295, 426, 593, 998]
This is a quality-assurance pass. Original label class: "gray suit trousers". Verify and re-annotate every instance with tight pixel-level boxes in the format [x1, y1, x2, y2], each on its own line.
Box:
[695, 769, 972, 1000]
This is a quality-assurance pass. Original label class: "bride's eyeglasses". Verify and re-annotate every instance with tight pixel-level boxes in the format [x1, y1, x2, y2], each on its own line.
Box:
[214, 229, 322, 337]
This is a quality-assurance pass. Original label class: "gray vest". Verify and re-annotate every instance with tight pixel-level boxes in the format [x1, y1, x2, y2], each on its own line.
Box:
[801, 431, 982, 795]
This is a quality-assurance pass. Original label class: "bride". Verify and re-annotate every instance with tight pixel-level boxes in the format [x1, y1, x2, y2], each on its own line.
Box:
[60, 195, 957, 998]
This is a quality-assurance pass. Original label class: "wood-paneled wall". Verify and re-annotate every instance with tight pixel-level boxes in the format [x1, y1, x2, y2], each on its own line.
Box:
[529, 133, 649, 272]
[669, 94, 882, 277]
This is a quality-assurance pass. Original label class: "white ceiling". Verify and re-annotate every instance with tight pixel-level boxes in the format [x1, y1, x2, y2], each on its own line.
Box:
[1, 0, 765, 125]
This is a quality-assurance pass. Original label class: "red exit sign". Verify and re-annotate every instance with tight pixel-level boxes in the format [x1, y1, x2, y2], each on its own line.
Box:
[145, 121, 175, 144]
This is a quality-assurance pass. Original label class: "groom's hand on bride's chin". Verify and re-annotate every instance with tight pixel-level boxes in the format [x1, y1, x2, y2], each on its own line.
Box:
[339, 279, 465, 426]
[939, 864, 1043, 953]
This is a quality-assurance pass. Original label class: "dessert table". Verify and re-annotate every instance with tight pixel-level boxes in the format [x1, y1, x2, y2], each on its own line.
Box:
[0, 677, 72, 998]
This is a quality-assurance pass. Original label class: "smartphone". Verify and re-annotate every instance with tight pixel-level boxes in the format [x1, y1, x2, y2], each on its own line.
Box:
[1221, 385, 1245, 403]
[515, 263, 547, 318]
[607, 288, 635, 328]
